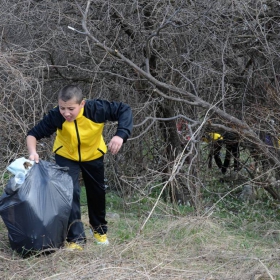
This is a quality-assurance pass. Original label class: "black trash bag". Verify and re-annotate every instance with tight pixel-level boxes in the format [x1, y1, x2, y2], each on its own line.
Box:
[0, 160, 73, 256]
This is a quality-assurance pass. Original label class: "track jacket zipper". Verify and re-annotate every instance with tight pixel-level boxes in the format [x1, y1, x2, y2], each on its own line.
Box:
[74, 120, 81, 161]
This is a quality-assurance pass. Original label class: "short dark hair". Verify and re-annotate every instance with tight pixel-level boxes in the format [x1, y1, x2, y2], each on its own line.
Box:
[58, 85, 84, 104]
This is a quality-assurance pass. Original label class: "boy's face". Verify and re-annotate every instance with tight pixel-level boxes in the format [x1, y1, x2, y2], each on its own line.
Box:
[58, 98, 85, 122]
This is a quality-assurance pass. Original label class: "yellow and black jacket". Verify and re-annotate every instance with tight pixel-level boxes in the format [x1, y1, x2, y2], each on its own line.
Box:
[202, 133, 223, 143]
[27, 99, 133, 162]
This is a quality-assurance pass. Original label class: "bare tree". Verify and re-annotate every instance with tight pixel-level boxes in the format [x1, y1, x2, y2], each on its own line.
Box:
[1, 0, 280, 205]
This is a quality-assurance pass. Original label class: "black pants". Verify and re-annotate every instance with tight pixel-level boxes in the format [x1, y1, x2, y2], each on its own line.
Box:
[221, 142, 240, 174]
[208, 140, 223, 169]
[208, 141, 240, 174]
[55, 154, 107, 243]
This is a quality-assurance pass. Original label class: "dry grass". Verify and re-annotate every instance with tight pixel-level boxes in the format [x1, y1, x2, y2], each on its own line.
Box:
[0, 210, 280, 280]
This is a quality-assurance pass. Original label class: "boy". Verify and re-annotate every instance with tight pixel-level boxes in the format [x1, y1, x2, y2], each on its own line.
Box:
[26, 85, 133, 250]
[203, 132, 240, 174]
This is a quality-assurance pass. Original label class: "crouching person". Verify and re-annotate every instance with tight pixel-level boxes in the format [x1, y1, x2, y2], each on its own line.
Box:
[26, 85, 133, 250]
[203, 131, 240, 175]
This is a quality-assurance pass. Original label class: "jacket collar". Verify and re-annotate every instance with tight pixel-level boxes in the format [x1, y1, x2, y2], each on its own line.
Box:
[75, 107, 84, 120]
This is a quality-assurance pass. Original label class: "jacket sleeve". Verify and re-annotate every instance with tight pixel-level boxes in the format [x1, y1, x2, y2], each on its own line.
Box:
[27, 108, 62, 140]
[86, 100, 133, 142]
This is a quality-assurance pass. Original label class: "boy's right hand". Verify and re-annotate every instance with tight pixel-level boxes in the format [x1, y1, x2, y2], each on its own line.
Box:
[29, 152, 39, 163]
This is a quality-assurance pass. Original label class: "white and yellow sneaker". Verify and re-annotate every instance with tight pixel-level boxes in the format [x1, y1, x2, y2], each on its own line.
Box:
[94, 232, 109, 245]
[64, 242, 83, 251]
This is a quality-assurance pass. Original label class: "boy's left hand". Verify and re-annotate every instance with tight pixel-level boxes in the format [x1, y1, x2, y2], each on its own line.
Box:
[108, 136, 124, 155]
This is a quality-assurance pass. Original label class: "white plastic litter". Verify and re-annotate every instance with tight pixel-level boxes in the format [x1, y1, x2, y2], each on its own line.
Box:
[6, 157, 34, 175]
[14, 172, 26, 184]
[5, 172, 26, 195]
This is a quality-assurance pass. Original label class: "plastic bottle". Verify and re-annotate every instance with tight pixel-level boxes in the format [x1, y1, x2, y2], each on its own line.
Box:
[14, 172, 25, 185]
[5, 172, 26, 195]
